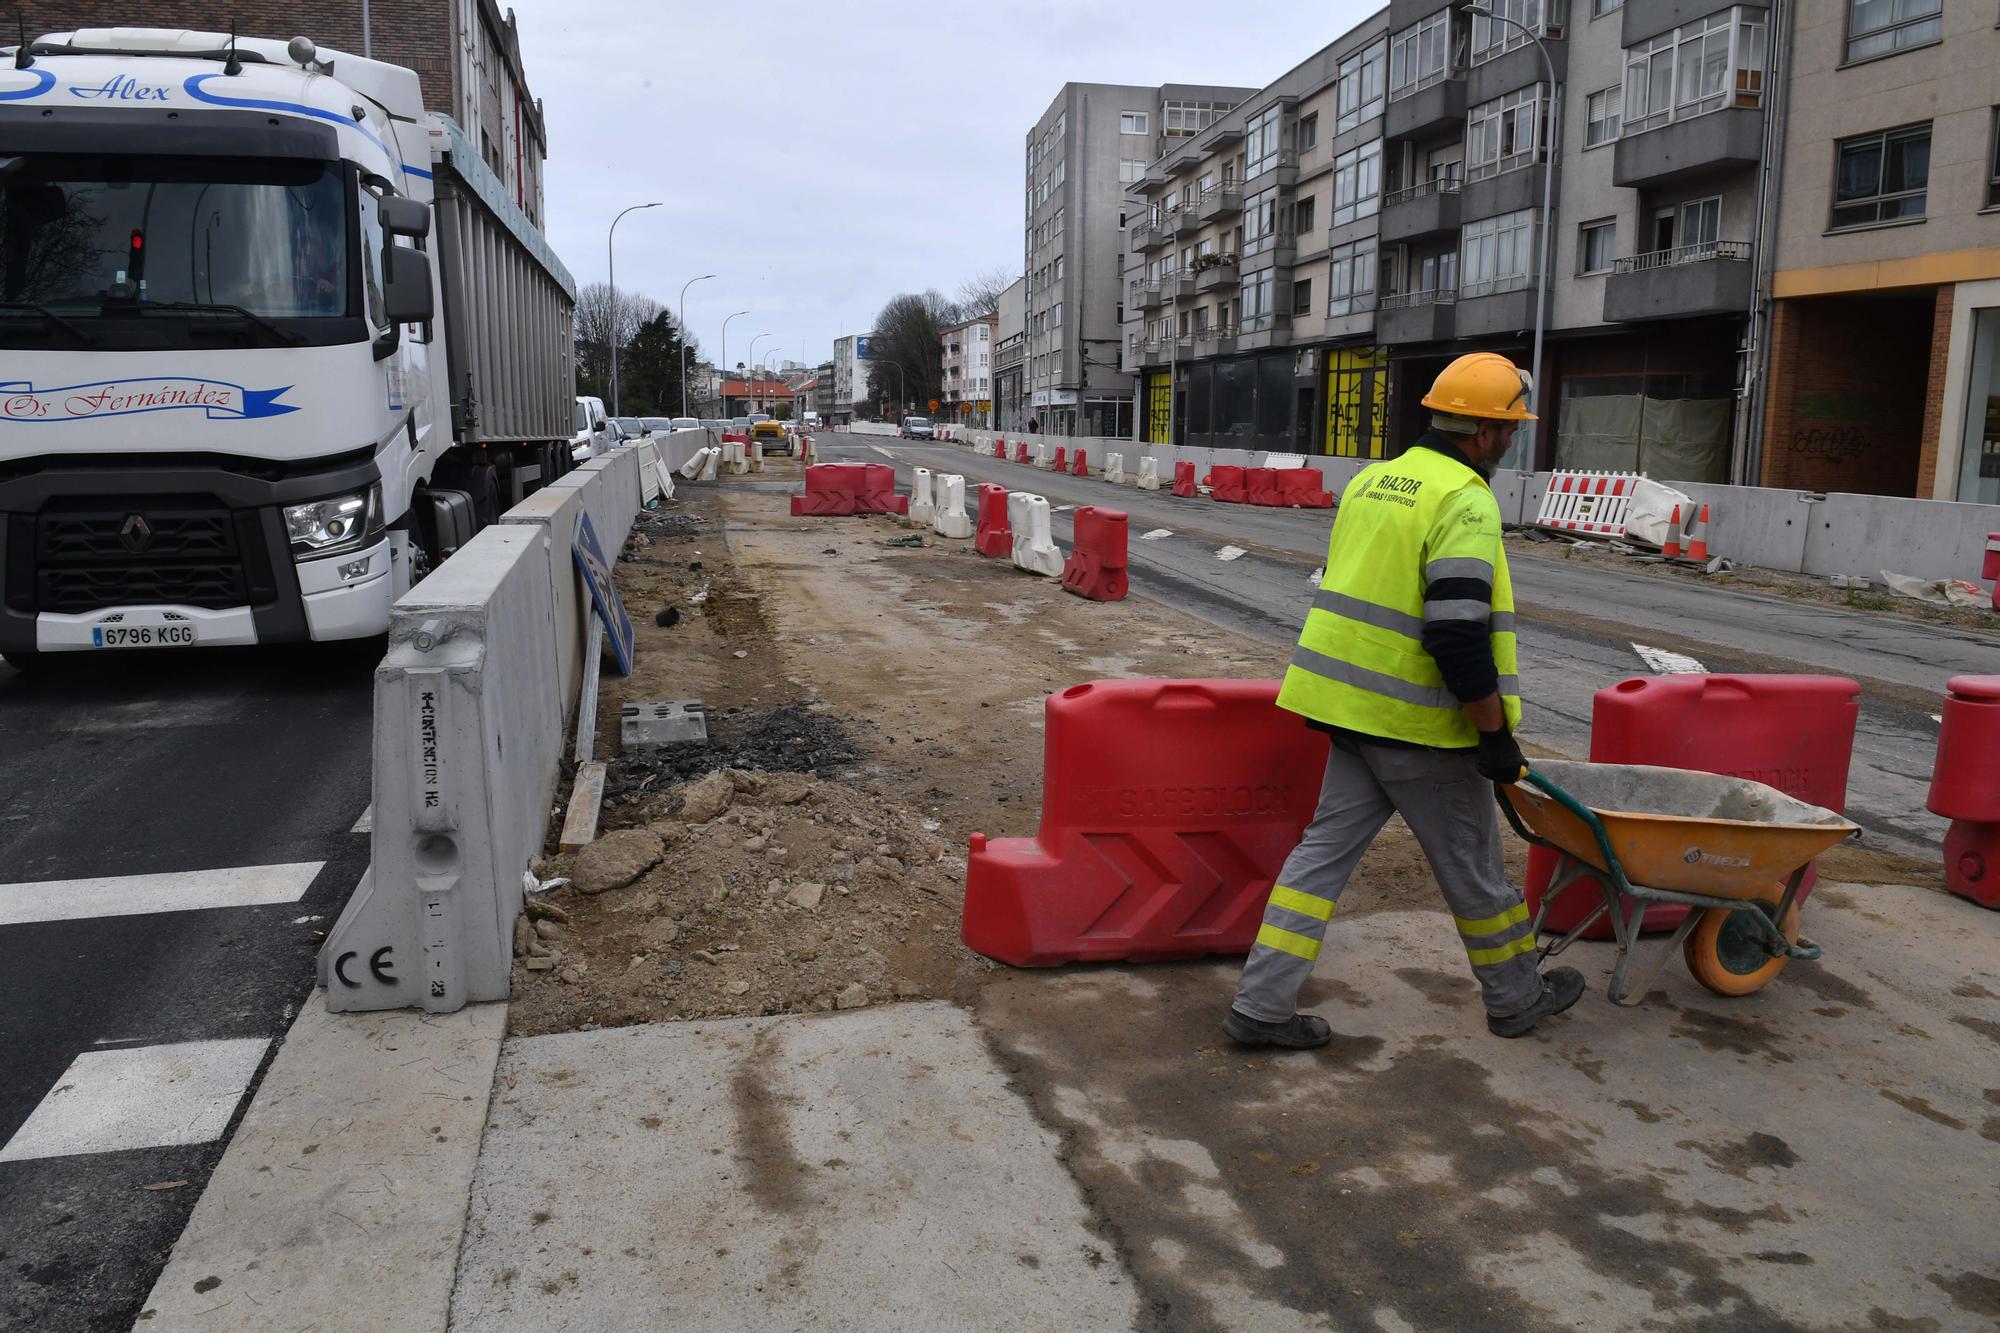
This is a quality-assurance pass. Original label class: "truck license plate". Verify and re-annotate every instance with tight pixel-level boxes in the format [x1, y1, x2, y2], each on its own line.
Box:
[93, 624, 198, 648]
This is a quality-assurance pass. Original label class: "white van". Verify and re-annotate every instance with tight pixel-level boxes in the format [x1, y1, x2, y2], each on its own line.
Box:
[572, 396, 611, 461]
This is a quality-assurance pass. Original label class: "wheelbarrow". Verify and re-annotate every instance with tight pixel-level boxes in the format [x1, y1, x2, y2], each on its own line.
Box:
[1497, 761, 1861, 1006]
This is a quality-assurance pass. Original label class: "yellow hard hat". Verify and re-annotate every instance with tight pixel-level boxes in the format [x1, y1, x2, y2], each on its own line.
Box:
[1421, 351, 1538, 421]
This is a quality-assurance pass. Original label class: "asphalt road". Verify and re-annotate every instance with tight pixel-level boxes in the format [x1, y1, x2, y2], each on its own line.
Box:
[0, 645, 376, 1333]
[823, 436, 1987, 860]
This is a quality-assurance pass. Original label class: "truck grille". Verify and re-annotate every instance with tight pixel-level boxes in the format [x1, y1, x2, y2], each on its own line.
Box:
[27, 502, 263, 614]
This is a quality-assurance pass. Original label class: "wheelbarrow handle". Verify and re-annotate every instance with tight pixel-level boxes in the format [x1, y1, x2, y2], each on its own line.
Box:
[1514, 766, 1641, 901]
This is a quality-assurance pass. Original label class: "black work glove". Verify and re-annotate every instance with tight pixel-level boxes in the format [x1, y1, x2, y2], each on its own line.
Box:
[1475, 728, 1527, 785]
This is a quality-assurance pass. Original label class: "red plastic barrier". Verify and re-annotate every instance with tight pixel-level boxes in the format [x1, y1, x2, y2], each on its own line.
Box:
[788, 462, 868, 516]
[852, 462, 908, 515]
[1013, 441, 1030, 463]
[1172, 460, 1197, 498]
[1983, 532, 1999, 610]
[995, 438, 1009, 459]
[1527, 675, 1860, 937]
[1208, 465, 1247, 504]
[1928, 675, 2000, 907]
[721, 431, 749, 444]
[974, 482, 1012, 559]
[1246, 467, 1283, 506]
[1278, 467, 1333, 508]
[1052, 446, 1068, 472]
[1061, 506, 1128, 602]
[963, 679, 1330, 966]
[1072, 449, 1089, 477]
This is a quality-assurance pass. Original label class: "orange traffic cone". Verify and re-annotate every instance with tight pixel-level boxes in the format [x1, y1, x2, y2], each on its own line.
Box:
[1687, 504, 1712, 561]
[1662, 504, 1683, 559]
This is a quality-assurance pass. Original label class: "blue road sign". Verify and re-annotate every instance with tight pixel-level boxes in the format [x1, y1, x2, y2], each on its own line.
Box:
[572, 511, 634, 676]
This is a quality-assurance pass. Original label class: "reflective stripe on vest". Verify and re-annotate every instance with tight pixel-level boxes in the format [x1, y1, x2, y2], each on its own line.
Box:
[1276, 446, 1522, 748]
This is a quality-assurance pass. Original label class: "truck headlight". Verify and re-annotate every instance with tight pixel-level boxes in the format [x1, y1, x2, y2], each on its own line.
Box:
[286, 483, 384, 558]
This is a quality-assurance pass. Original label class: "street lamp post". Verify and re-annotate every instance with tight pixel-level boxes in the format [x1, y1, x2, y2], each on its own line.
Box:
[747, 334, 771, 413]
[719, 310, 748, 416]
[678, 273, 714, 418]
[1468, 4, 1557, 471]
[865, 333, 906, 420]
[606, 201, 661, 417]
[763, 350, 784, 413]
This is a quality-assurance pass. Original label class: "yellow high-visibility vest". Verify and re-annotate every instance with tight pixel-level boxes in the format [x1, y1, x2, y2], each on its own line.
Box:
[1277, 444, 1522, 747]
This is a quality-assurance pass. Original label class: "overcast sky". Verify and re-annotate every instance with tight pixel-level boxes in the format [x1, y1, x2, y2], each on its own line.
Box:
[505, 0, 1381, 372]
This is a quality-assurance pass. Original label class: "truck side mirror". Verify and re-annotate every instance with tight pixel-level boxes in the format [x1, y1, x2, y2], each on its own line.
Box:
[380, 195, 431, 239]
[384, 245, 434, 323]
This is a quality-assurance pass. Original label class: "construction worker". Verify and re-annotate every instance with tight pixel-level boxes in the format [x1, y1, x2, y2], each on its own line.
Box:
[1225, 352, 1584, 1048]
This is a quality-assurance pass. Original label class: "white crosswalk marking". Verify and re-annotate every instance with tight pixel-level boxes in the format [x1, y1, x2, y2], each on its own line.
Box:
[0, 862, 322, 927]
[0, 1038, 269, 1162]
[352, 805, 373, 833]
[1631, 643, 1708, 675]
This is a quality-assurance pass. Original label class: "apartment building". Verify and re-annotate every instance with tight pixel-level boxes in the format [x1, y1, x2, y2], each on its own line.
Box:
[1118, 0, 1785, 484]
[1757, 0, 2000, 504]
[994, 278, 1027, 430]
[942, 314, 998, 427]
[832, 334, 873, 424]
[1025, 80, 1259, 437]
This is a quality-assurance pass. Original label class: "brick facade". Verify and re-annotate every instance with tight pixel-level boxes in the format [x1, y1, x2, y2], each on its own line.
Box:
[32, 3, 454, 112]
[1759, 293, 1935, 496]
[1914, 285, 1956, 500]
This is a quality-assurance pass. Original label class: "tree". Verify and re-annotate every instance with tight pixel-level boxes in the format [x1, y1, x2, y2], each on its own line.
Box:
[616, 309, 702, 417]
[864, 290, 954, 418]
[954, 267, 1015, 320]
[573, 282, 665, 400]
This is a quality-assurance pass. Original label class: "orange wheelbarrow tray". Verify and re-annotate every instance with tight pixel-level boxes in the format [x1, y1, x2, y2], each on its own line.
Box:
[1498, 761, 1861, 1006]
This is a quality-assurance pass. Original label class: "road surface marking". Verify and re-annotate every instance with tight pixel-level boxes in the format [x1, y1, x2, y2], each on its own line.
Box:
[1138, 528, 1173, 541]
[0, 1038, 269, 1162]
[869, 445, 896, 460]
[1931, 714, 1943, 724]
[351, 805, 372, 833]
[1631, 643, 1708, 675]
[1217, 546, 1248, 562]
[0, 862, 322, 926]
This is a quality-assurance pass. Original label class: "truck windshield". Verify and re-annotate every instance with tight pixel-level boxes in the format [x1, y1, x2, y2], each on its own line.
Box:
[0, 154, 355, 346]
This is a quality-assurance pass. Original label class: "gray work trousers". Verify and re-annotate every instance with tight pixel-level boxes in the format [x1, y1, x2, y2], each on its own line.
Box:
[1233, 736, 1543, 1021]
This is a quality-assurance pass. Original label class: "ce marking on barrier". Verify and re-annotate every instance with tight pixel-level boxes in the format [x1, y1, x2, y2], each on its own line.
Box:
[332, 945, 400, 988]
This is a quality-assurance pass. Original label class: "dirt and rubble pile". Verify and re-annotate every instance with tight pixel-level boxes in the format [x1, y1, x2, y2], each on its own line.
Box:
[601, 703, 865, 805]
[510, 767, 992, 1035]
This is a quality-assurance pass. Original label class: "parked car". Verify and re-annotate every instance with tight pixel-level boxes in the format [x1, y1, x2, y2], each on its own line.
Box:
[751, 419, 791, 455]
[670, 417, 702, 432]
[572, 395, 610, 461]
[614, 416, 651, 439]
[901, 415, 935, 440]
[642, 416, 675, 436]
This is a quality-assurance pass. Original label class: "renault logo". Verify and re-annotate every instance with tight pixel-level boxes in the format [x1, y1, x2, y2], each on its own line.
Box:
[118, 514, 153, 553]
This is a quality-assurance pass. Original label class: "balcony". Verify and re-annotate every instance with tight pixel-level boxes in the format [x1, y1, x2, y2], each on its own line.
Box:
[1242, 230, 1297, 273]
[1377, 289, 1457, 344]
[1603, 241, 1754, 323]
[1614, 107, 1764, 188]
[1237, 311, 1293, 351]
[1170, 204, 1202, 237]
[1456, 283, 1538, 338]
[1194, 259, 1240, 292]
[1193, 323, 1239, 356]
[1172, 270, 1197, 299]
[1245, 148, 1300, 191]
[1386, 76, 1466, 142]
[1133, 219, 1173, 252]
[1198, 184, 1243, 223]
[1380, 177, 1462, 244]
[1136, 337, 1168, 366]
[1135, 279, 1169, 310]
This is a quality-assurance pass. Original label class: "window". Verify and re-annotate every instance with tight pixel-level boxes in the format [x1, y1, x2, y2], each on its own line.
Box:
[1327, 237, 1378, 316]
[1585, 87, 1621, 148]
[1467, 85, 1549, 181]
[1298, 114, 1319, 152]
[1472, 0, 1548, 65]
[1336, 38, 1389, 133]
[1245, 104, 1292, 177]
[1242, 187, 1280, 254]
[1119, 158, 1147, 183]
[1680, 196, 1721, 249]
[1293, 196, 1317, 236]
[1052, 302, 1063, 327]
[1461, 207, 1538, 297]
[1241, 270, 1277, 331]
[1055, 255, 1065, 279]
[1293, 279, 1314, 316]
[1163, 100, 1229, 137]
[1121, 111, 1148, 135]
[1592, 0, 1624, 13]
[1988, 109, 2000, 209]
[1831, 124, 1930, 229]
[1579, 220, 1616, 273]
[1390, 10, 1453, 100]
[1623, 9, 1766, 136]
[1416, 249, 1459, 293]
[1845, 0, 1941, 63]
[1331, 139, 1382, 226]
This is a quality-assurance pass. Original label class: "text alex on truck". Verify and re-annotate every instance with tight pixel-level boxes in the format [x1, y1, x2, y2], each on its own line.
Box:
[0, 28, 580, 670]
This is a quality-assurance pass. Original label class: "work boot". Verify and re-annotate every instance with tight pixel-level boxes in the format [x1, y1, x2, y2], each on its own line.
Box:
[1223, 1008, 1334, 1050]
[1486, 967, 1587, 1038]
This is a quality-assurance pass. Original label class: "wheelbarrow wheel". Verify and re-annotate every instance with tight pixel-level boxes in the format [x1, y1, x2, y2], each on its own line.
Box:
[1684, 883, 1799, 998]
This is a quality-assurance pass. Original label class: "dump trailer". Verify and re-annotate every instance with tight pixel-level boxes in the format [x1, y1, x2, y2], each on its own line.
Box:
[0, 27, 578, 670]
